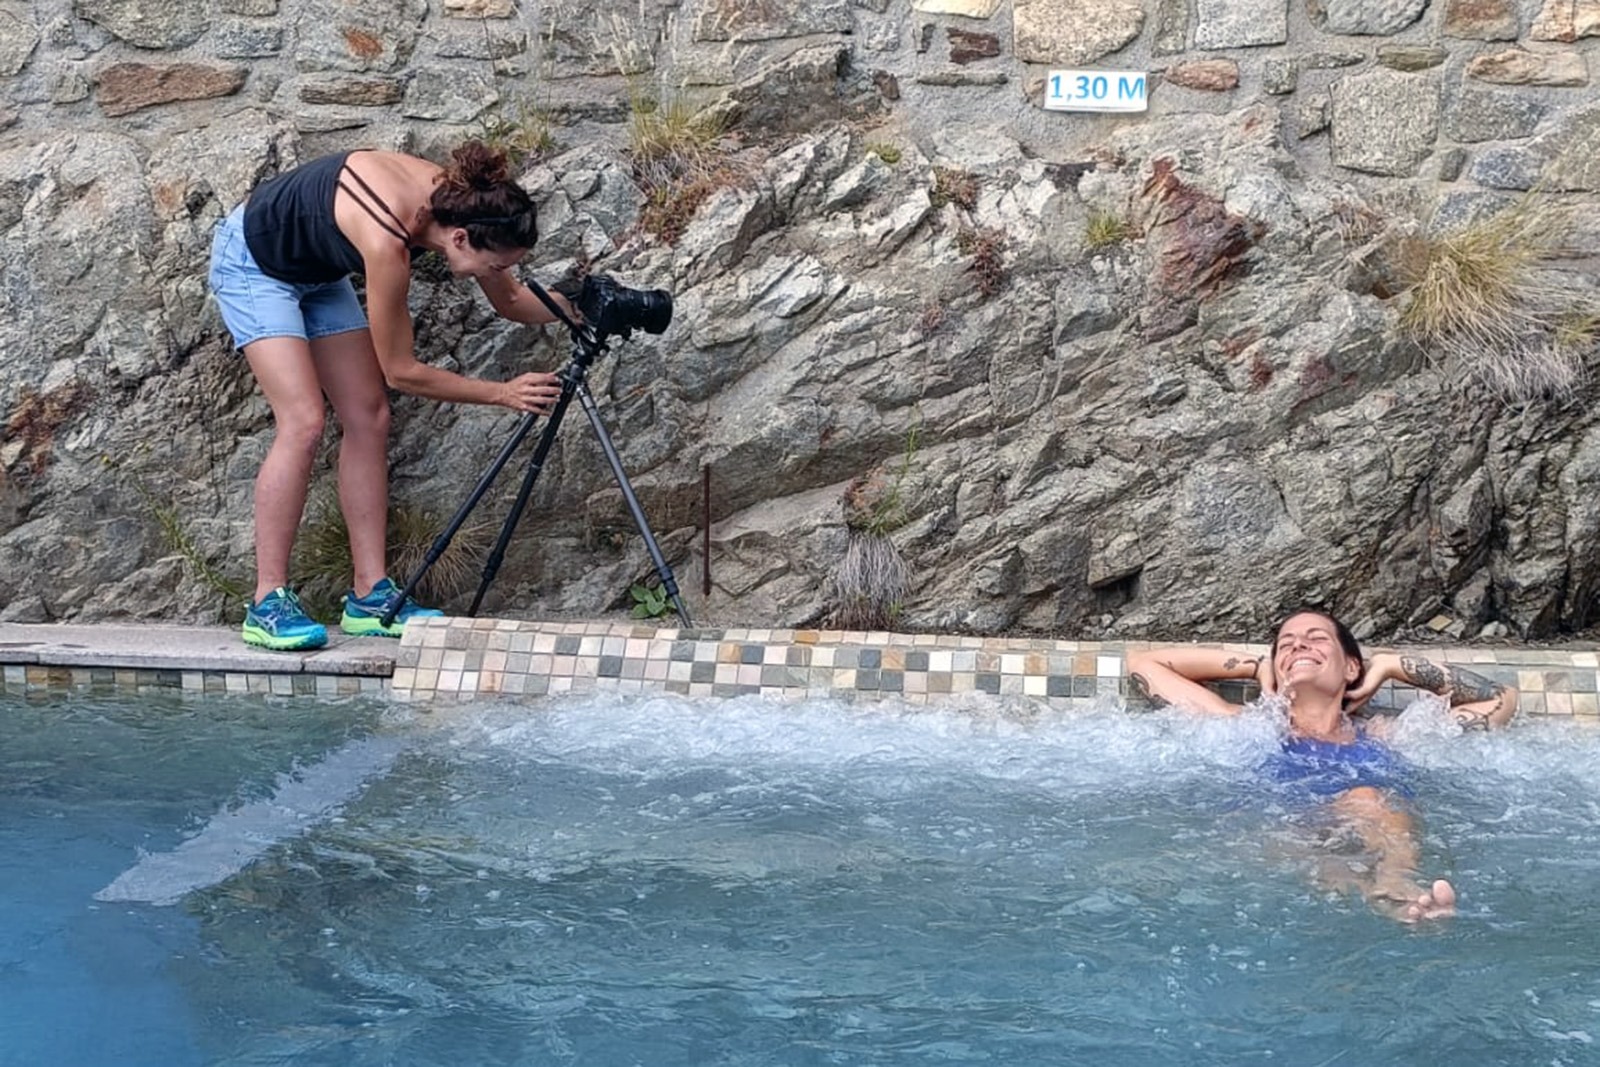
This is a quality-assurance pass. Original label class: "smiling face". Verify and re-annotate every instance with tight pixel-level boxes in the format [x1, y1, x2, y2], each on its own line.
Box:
[441, 230, 527, 279]
[1273, 611, 1362, 697]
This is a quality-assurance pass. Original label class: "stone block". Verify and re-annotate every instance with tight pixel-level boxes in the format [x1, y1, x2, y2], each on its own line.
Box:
[1543, 106, 1600, 189]
[293, 0, 427, 74]
[298, 76, 405, 106]
[443, 0, 513, 16]
[1263, 58, 1297, 94]
[1445, 89, 1544, 142]
[0, 5, 38, 76]
[1330, 70, 1440, 175]
[1165, 59, 1240, 91]
[1194, 0, 1287, 49]
[1530, 0, 1600, 41]
[1442, 0, 1519, 39]
[219, 0, 276, 12]
[695, 0, 852, 41]
[948, 27, 1000, 63]
[1468, 48, 1588, 85]
[1469, 146, 1543, 189]
[95, 62, 247, 117]
[1309, 0, 1428, 34]
[1378, 45, 1448, 70]
[1015, 0, 1144, 65]
[401, 67, 496, 122]
[76, 0, 207, 49]
[911, 0, 1002, 16]
[1153, 0, 1188, 54]
[214, 20, 283, 58]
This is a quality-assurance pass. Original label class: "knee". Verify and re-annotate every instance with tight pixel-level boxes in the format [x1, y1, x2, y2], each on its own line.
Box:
[273, 406, 326, 456]
[339, 397, 391, 442]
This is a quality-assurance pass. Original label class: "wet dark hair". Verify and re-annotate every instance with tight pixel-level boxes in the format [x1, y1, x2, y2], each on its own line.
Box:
[429, 141, 538, 252]
[1272, 605, 1364, 692]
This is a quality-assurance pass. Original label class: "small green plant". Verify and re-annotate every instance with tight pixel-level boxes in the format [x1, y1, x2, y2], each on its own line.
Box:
[1084, 210, 1135, 249]
[131, 478, 250, 611]
[1399, 192, 1596, 401]
[628, 580, 671, 619]
[866, 142, 902, 166]
[474, 94, 556, 171]
[930, 167, 978, 211]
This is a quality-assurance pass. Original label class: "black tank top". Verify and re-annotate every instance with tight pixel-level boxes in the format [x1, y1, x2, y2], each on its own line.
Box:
[243, 151, 416, 284]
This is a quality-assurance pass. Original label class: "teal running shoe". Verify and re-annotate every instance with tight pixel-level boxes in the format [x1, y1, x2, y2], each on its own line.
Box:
[341, 576, 443, 637]
[242, 587, 328, 651]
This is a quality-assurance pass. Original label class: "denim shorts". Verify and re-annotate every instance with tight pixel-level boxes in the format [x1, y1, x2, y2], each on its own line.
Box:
[208, 206, 369, 350]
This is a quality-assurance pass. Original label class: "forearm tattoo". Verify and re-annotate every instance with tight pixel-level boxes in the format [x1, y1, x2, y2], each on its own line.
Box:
[1399, 655, 1508, 716]
[1129, 672, 1170, 709]
[1223, 656, 1258, 674]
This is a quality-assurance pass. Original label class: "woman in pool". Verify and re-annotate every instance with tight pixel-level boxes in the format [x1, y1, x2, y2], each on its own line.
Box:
[208, 141, 579, 651]
[1125, 607, 1518, 922]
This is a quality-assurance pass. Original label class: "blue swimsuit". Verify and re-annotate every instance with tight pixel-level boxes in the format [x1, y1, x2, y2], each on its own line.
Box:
[1263, 728, 1412, 799]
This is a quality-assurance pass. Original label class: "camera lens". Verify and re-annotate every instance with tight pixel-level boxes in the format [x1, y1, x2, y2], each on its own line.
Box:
[631, 289, 673, 335]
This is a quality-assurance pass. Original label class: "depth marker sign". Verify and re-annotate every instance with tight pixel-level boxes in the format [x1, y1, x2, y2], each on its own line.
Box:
[1044, 69, 1148, 113]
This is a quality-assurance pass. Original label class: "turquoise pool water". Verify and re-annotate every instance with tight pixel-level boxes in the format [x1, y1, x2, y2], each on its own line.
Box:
[4, 689, 1599, 1066]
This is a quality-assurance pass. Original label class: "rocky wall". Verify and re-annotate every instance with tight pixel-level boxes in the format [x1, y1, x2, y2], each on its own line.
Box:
[1, 0, 1598, 643]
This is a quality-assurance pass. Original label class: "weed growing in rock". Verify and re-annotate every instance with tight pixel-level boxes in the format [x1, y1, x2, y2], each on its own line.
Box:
[829, 531, 910, 632]
[628, 580, 671, 619]
[866, 142, 902, 166]
[627, 89, 736, 244]
[957, 226, 1008, 299]
[1084, 210, 1136, 248]
[474, 94, 556, 171]
[293, 493, 492, 619]
[831, 425, 921, 630]
[1399, 194, 1597, 401]
[128, 475, 249, 617]
[930, 166, 978, 211]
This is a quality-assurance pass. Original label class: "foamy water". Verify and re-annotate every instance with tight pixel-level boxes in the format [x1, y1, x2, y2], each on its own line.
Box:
[11, 689, 1600, 1067]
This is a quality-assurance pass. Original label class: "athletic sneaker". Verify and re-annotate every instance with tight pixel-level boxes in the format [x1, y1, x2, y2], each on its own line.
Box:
[340, 576, 443, 637]
[241, 587, 328, 651]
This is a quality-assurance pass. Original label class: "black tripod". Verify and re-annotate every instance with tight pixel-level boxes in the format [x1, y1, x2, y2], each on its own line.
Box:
[380, 278, 692, 629]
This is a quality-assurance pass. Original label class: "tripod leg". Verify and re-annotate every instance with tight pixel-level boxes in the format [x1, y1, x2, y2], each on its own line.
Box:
[466, 378, 579, 616]
[573, 382, 693, 627]
[383, 410, 541, 628]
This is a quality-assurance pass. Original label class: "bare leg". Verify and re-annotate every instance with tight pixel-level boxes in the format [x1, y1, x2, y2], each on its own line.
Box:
[1330, 786, 1456, 923]
[244, 338, 327, 603]
[310, 328, 392, 599]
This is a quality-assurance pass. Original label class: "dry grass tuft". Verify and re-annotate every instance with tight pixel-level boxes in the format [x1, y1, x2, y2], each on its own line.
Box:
[1084, 210, 1136, 249]
[829, 531, 910, 631]
[1399, 195, 1597, 402]
[293, 494, 494, 618]
[626, 90, 741, 244]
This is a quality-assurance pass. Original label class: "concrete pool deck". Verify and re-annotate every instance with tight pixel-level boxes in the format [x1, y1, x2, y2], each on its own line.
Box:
[2, 618, 1596, 717]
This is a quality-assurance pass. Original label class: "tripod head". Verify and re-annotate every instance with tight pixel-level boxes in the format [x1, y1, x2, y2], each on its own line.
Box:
[524, 273, 673, 360]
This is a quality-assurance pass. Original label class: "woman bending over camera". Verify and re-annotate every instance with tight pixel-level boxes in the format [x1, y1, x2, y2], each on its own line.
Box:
[208, 141, 580, 650]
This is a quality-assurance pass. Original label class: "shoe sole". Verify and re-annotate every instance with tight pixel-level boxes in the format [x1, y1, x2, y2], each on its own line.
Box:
[341, 614, 404, 638]
[242, 624, 328, 651]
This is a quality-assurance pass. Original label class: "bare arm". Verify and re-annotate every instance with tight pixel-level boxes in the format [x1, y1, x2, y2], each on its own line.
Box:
[1124, 646, 1264, 715]
[477, 270, 578, 326]
[1351, 652, 1519, 730]
[361, 246, 559, 413]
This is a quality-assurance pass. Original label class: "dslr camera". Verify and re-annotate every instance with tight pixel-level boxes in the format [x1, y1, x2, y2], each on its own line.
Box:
[577, 274, 673, 342]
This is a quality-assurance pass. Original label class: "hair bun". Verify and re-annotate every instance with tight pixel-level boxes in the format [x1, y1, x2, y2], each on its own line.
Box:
[446, 140, 512, 191]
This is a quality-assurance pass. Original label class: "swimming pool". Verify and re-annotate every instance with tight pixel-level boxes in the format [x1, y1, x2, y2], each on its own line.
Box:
[4, 689, 1598, 1066]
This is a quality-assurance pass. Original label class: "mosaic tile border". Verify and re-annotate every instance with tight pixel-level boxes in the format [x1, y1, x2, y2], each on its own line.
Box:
[4, 618, 1595, 717]
[386, 619, 1600, 716]
[1, 663, 387, 699]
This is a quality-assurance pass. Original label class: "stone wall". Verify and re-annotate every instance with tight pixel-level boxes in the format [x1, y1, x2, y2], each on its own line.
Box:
[1, 0, 1598, 643]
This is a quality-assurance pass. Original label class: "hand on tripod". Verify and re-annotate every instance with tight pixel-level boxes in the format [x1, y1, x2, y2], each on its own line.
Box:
[496, 372, 562, 414]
